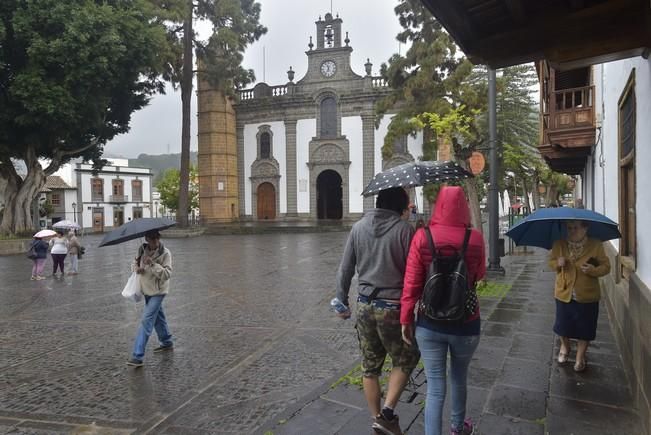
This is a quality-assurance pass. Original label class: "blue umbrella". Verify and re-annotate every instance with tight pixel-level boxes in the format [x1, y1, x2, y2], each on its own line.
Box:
[505, 207, 621, 249]
[98, 218, 176, 247]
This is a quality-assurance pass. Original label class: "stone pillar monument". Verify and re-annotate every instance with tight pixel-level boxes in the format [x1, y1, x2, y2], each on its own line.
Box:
[197, 75, 239, 223]
[361, 114, 376, 210]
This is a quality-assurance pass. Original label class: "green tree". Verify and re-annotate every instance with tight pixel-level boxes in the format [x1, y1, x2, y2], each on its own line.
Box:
[0, 0, 169, 234]
[155, 0, 266, 226]
[156, 166, 199, 213]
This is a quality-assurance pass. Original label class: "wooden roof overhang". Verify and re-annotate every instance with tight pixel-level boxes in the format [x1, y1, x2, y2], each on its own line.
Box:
[420, 0, 651, 70]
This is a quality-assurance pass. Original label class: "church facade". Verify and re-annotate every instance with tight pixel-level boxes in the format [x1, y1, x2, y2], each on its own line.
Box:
[197, 13, 424, 223]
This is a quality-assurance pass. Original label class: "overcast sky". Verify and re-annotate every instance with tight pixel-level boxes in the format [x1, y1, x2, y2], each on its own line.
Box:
[104, 0, 404, 158]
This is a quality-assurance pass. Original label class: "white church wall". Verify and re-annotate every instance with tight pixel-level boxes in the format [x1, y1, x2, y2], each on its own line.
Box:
[374, 115, 392, 175]
[343, 116, 363, 213]
[243, 121, 287, 216]
[296, 118, 316, 214]
[408, 132, 425, 212]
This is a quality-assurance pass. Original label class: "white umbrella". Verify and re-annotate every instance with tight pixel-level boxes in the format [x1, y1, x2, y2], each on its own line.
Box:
[34, 229, 57, 238]
[52, 220, 80, 230]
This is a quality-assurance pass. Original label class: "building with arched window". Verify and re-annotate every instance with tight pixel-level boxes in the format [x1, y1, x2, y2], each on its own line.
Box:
[197, 12, 424, 222]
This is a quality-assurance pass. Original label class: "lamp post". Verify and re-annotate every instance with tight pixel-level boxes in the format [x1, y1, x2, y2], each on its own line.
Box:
[72, 202, 77, 222]
[488, 67, 505, 274]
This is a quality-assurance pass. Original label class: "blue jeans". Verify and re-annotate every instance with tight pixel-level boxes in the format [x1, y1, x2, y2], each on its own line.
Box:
[132, 295, 173, 361]
[416, 326, 480, 435]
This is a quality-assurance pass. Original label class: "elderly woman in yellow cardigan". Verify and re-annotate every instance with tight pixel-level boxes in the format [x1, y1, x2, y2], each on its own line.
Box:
[548, 220, 611, 372]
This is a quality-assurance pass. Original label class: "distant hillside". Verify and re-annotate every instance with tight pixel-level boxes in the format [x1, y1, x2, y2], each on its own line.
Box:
[129, 152, 198, 185]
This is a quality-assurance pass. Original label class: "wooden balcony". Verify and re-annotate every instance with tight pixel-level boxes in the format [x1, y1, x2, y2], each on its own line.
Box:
[539, 84, 596, 175]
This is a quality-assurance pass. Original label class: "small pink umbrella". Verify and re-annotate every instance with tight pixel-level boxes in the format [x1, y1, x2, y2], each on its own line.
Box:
[34, 229, 57, 238]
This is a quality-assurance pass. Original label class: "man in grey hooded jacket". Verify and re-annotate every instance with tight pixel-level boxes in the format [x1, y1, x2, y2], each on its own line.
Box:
[335, 187, 419, 435]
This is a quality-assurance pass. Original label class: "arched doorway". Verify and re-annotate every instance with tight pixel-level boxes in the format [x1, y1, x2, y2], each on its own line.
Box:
[317, 170, 343, 219]
[257, 182, 276, 220]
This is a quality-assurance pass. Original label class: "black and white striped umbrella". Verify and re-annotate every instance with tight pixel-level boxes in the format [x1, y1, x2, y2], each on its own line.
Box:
[362, 160, 474, 197]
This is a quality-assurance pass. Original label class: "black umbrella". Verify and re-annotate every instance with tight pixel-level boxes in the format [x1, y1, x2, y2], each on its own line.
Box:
[98, 218, 177, 247]
[362, 160, 474, 197]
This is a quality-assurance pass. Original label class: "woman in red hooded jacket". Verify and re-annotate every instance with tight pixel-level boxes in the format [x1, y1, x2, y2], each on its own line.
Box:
[401, 186, 486, 435]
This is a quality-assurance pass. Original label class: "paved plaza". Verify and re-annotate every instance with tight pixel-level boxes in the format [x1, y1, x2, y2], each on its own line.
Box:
[1, 233, 359, 434]
[0, 233, 644, 434]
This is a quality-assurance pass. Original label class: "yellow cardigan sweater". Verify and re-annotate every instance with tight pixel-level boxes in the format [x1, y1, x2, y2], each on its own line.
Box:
[548, 238, 611, 303]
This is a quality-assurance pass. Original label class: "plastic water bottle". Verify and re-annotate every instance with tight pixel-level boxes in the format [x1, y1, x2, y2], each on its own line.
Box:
[330, 297, 350, 315]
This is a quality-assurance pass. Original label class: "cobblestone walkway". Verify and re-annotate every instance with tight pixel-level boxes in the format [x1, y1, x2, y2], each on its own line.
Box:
[0, 233, 360, 434]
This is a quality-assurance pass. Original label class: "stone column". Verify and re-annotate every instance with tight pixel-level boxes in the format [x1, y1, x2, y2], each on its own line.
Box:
[284, 119, 298, 217]
[236, 123, 245, 218]
[362, 114, 375, 210]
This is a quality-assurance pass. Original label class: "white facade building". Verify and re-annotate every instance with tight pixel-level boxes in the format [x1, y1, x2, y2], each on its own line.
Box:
[55, 158, 154, 232]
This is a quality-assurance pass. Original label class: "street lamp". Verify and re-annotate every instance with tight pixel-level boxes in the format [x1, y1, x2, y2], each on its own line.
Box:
[72, 202, 77, 222]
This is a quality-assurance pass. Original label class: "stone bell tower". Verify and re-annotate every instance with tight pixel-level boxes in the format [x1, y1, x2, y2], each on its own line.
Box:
[196, 73, 239, 223]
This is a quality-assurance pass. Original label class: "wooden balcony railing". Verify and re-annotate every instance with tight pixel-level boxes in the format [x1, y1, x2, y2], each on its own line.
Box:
[108, 195, 128, 203]
[545, 85, 595, 131]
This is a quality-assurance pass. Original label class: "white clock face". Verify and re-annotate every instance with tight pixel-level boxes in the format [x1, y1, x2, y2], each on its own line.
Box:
[321, 60, 337, 77]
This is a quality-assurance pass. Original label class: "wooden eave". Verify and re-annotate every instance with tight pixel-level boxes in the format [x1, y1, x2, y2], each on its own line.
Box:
[420, 0, 651, 69]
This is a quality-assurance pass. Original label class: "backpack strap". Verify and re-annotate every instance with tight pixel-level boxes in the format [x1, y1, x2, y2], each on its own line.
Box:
[460, 227, 471, 256]
[424, 227, 436, 257]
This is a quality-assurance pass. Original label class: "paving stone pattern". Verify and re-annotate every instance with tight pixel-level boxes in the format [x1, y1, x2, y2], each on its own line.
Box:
[0, 233, 360, 434]
[259, 251, 644, 435]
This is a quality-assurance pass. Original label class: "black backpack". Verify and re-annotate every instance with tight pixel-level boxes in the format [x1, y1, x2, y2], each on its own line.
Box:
[419, 227, 478, 323]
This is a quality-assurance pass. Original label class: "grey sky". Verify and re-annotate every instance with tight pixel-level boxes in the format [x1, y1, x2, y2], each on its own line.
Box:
[105, 0, 403, 158]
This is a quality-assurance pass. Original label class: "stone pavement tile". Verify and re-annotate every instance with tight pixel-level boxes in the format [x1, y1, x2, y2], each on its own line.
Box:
[515, 314, 555, 336]
[468, 366, 500, 389]
[487, 309, 523, 324]
[508, 333, 554, 361]
[477, 413, 544, 435]
[486, 385, 547, 421]
[546, 396, 642, 434]
[550, 368, 634, 408]
[496, 301, 525, 310]
[479, 335, 512, 350]
[481, 321, 515, 339]
[269, 397, 359, 435]
[472, 343, 509, 371]
[321, 384, 368, 410]
[497, 357, 551, 392]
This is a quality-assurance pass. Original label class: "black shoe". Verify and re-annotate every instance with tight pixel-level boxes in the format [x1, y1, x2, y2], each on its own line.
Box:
[153, 344, 173, 353]
[126, 358, 144, 367]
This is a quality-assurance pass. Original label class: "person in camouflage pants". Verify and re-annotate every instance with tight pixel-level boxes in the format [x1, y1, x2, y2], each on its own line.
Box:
[335, 187, 420, 435]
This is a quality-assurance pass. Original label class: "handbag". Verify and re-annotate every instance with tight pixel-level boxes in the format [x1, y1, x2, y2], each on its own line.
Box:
[121, 272, 143, 302]
[26, 243, 38, 260]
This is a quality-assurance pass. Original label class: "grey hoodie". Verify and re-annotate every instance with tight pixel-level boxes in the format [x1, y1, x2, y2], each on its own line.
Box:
[335, 208, 415, 305]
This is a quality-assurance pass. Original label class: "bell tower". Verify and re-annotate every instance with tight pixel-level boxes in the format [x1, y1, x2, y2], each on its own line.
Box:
[316, 13, 343, 49]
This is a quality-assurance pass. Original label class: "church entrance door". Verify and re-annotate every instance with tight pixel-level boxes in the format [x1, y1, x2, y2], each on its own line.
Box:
[317, 170, 343, 219]
[257, 182, 276, 220]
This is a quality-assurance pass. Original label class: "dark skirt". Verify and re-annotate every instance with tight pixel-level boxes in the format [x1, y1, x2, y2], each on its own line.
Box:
[554, 299, 599, 341]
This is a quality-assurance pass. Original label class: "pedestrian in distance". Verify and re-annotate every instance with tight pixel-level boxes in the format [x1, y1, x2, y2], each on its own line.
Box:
[49, 230, 68, 278]
[29, 236, 49, 280]
[67, 230, 81, 275]
[126, 230, 174, 368]
[401, 186, 486, 435]
[549, 220, 610, 372]
[335, 187, 420, 435]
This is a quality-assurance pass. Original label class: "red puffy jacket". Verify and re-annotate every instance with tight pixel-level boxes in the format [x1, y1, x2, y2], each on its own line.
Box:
[400, 186, 487, 325]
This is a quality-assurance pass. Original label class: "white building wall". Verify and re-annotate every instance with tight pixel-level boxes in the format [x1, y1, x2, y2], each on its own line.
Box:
[243, 121, 287, 216]
[408, 132, 425, 212]
[374, 115, 392, 175]
[594, 57, 651, 284]
[296, 119, 316, 214]
[343, 116, 363, 213]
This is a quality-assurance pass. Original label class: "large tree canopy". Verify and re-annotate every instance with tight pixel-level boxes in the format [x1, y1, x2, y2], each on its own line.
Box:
[0, 0, 170, 234]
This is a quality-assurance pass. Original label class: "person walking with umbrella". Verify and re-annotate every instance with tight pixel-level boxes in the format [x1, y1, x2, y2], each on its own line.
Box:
[126, 229, 174, 367]
[66, 230, 81, 275]
[28, 233, 51, 280]
[49, 230, 68, 278]
[549, 220, 611, 372]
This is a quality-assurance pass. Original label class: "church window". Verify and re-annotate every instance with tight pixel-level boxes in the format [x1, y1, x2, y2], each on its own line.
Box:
[260, 132, 271, 158]
[394, 136, 408, 154]
[320, 97, 337, 138]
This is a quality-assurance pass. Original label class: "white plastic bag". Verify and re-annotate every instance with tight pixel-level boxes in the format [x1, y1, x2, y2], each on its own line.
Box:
[121, 272, 143, 302]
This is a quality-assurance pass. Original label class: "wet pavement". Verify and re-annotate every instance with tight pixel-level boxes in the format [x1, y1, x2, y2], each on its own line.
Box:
[0, 235, 643, 434]
[1, 233, 359, 434]
[258, 250, 644, 435]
